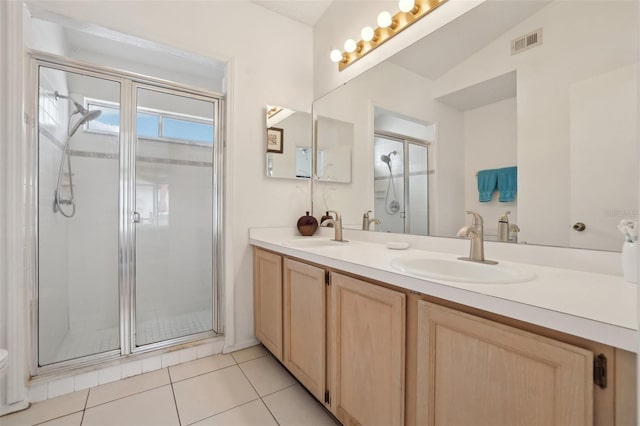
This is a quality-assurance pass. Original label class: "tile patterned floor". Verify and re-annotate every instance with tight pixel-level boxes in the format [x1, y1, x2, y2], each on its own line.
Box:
[2, 345, 339, 426]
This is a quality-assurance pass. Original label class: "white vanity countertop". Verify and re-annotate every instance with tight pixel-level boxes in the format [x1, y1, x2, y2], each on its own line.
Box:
[249, 227, 638, 352]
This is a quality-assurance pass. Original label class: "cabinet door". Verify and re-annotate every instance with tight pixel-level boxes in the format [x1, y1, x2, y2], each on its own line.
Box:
[253, 248, 283, 360]
[416, 301, 594, 426]
[329, 273, 406, 426]
[283, 258, 326, 401]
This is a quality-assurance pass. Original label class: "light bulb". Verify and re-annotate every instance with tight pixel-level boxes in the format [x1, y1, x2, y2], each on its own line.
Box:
[377, 11, 392, 28]
[344, 39, 357, 53]
[330, 49, 343, 63]
[398, 0, 415, 13]
[361, 26, 375, 42]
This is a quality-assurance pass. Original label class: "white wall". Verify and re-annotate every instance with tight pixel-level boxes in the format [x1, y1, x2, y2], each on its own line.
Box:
[63, 43, 225, 94]
[569, 64, 637, 251]
[463, 97, 517, 239]
[24, 14, 68, 57]
[1, 1, 30, 412]
[23, 0, 314, 359]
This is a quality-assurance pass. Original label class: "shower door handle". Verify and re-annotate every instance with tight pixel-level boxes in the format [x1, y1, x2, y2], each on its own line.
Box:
[131, 211, 141, 224]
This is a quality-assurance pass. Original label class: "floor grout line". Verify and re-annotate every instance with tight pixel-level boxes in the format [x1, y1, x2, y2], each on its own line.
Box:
[235, 357, 283, 425]
[170, 362, 238, 384]
[80, 388, 90, 425]
[259, 382, 298, 399]
[82, 382, 170, 411]
[182, 397, 262, 426]
[167, 369, 183, 426]
[258, 397, 282, 426]
[31, 410, 84, 426]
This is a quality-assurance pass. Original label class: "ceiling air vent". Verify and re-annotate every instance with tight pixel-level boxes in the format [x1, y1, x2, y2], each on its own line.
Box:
[511, 28, 543, 55]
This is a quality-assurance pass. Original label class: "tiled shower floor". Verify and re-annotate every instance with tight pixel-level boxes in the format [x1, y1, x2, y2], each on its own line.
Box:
[136, 310, 212, 346]
[55, 311, 212, 363]
[2, 345, 339, 426]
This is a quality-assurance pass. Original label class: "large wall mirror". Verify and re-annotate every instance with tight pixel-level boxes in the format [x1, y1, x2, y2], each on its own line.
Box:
[265, 105, 312, 180]
[312, 0, 638, 251]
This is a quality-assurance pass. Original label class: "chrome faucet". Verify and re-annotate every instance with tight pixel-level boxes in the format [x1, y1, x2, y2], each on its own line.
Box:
[362, 210, 381, 231]
[508, 223, 521, 243]
[321, 210, 348, 242]
[457, 211, 497, 264]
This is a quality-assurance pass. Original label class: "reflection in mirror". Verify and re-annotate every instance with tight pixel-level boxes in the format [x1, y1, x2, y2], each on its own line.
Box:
[316, 116, 353, 183]
[312, 0, 638, 251]
[374, 107, 433, 235]
[265, 105, 311, 179]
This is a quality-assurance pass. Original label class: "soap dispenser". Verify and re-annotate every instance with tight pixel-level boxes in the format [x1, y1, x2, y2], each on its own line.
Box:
[497, 211, 511, 242]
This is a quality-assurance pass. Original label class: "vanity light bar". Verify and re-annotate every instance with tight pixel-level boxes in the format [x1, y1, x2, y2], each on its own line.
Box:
[332, 0, 448, 72]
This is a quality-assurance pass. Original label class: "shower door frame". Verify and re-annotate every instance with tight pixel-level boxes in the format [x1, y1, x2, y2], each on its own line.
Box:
[374, 130, 431, 234]
[128, 82, 223, 354]
[28, 51, 225, 376]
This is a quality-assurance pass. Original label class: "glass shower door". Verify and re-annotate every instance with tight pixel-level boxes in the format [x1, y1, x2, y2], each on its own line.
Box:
[408, 143, 429, 235]
[374, 136, 405, 233]
[37, 66, 121, 366]
[133, 86, 216, 348]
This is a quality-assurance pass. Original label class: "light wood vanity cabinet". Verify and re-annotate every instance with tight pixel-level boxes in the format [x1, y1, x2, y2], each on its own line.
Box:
[329, 273, 406, 426]
[253, 248, 283, 360]
[283, 258, 326, 401]
[253, 247, 636, 426]
[405, 293, 636, 426]
[414, 300, 593, 426]
[253, 248, 406, 424]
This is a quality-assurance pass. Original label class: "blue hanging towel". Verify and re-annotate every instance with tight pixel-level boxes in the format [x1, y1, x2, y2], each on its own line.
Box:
[498, 166, 517, 202]
[477, 169, 498, 202]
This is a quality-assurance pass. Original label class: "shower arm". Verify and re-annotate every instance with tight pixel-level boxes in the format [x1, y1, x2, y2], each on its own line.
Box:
[54, 91, 88, 115]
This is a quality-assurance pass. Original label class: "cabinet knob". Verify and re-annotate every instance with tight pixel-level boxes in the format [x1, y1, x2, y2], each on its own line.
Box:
[572, 222, 586, 232]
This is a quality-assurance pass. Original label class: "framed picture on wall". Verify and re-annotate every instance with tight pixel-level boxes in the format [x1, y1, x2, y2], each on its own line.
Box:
[267, 127, 284, 153]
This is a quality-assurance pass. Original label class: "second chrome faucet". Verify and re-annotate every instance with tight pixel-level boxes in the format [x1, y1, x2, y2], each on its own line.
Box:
[457, 211, 497, 264]
[362, 210, 381, 231]
[321, 210, 348, 242]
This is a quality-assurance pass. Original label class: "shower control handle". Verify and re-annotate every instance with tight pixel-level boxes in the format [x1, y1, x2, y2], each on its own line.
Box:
[131, 211, 141, 224]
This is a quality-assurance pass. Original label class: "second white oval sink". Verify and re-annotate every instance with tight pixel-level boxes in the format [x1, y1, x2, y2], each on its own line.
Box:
[391, 256, 536, 284]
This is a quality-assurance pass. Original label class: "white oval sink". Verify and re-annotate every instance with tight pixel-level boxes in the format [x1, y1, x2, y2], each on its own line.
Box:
[283, 238, 349, 248]
[391, 256, 536, 284]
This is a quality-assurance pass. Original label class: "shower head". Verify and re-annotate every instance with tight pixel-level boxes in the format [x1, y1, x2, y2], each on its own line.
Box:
[380, 151, 397, 170]
[380, 150, 397, 164]
[55, 91, 102, 136]
[68, 109, 102, 137]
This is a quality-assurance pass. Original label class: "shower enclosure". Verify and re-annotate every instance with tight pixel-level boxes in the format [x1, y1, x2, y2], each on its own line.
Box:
[374, 131, 430, 235]
[33, 54, 223, 370]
